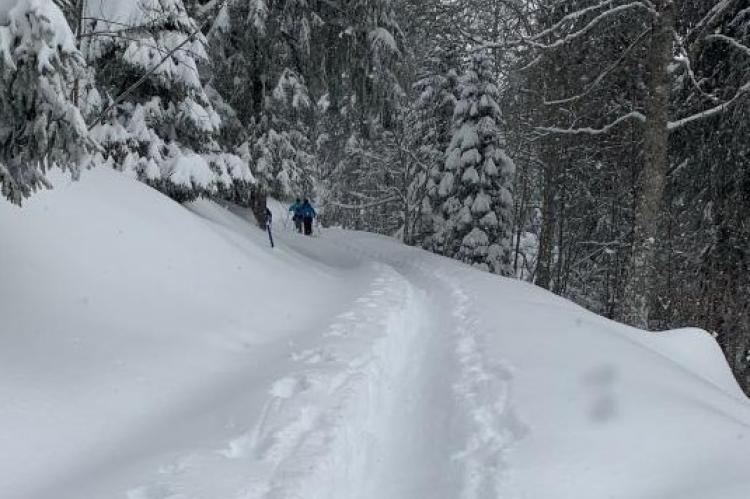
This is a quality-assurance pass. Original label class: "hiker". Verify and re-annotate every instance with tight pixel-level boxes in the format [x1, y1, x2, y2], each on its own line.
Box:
[288, 198, 303, 233]
[300, 198, 316, 236]
[265, 206, 274, 248]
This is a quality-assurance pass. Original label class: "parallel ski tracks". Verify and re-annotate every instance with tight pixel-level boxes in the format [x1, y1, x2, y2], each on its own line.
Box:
[128, 236, 526, 499]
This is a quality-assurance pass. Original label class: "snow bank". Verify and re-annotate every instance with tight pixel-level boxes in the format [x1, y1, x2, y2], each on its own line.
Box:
[0, 168, 365, 499]
[457, 270, 750, 499]
[325, 230, 750, 499]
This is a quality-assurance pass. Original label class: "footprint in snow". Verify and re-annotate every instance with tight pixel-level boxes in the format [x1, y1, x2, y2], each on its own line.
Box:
[218, 432, 253, 459]
[325, 324, 350, 338]
[270, 375, 311, 399]
[291, 348, 337, 365]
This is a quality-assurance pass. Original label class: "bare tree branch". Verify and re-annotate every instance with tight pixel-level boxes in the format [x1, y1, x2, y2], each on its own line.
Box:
[536, 111, 646, 135]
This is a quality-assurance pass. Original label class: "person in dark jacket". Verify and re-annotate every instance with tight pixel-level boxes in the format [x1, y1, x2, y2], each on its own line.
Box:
[288, 198, 303, 233]
[300, 198, 316, 236]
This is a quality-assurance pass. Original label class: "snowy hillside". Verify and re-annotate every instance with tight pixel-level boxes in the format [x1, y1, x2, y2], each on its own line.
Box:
[1, 169, 749, 499]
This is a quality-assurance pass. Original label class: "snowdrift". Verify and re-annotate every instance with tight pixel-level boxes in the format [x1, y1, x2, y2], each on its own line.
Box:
[1, 168, 749, 499]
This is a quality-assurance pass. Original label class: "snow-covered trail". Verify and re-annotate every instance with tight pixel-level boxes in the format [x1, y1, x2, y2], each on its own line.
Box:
[117, 223, 525, 499]
[329, 231, 525, 499]
[4, 172, 750, 499]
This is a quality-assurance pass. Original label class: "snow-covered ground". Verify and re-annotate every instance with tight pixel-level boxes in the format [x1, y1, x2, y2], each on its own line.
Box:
[2, 168, 749, 499]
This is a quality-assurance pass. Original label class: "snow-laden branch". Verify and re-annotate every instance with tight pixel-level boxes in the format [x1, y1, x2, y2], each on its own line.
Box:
[327, 197, 401, 210]
[87, 1, 229, 129]
[672, 32, 719, 103]
[668, 80, 750, 131]
[463, 1, 653, 52]
[78, 31, 205, 60]
[530, 0, 617, 41]
[667, 34, 750, 130]
[536, 111, 646, 136]
[545, 28, 650, 106]
[707, 33, 750, 58]
[687, 0, 742, 46]
[523, 2, 655, 51]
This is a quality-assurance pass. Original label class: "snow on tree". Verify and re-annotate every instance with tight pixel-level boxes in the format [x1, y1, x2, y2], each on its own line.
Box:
[240, 69, 315, 198]
[438, 50, 514, 276]
[0, 0, 94, 204]
[83, 0, 250, 202]
[408, 43, 460, 250]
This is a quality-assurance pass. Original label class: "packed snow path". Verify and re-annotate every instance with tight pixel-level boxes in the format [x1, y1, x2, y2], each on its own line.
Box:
[3, 171, 750, 499]
[127, 227, 527, 499]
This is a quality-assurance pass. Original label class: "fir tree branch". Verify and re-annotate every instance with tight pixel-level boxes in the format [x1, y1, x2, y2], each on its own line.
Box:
[87, 0, 229, 130]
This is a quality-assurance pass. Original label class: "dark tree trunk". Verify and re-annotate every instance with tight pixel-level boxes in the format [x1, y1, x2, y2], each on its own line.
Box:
[622, 2, 674, 328]
[535, 150, 556, 290]
[250, 187, 268, 228]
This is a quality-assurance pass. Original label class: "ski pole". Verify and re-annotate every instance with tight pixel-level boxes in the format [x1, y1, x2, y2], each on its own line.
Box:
[267, 222, 275, 248]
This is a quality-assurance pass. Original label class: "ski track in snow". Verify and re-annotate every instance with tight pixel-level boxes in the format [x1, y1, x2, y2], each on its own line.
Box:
[126, 261, 427, 499]
[338, 238, 528, 499]
[438, 268, 527, 499]
[123, 232, 527, 499]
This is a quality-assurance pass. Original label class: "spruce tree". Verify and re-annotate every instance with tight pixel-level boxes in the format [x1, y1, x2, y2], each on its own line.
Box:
[250, 69, 315, 198]
[0, 0, 94, 204]
[83, 0, 248, 202]
[410, 44, 460, 250]
[439, 50, 515, 275]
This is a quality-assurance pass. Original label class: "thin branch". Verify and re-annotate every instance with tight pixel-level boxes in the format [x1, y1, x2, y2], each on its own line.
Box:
[536, 111, 646, 135]
[672, 31, 719, 102]
[707, 33, 750, 58]
[530, 0, 616, 41]
[545, 28, 650, 106]
[525, 2, 655, 51]
[668, 80, 750, 131]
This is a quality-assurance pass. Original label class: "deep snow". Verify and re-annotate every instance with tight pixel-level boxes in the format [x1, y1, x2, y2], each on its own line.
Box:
[1, 168, 749, 499]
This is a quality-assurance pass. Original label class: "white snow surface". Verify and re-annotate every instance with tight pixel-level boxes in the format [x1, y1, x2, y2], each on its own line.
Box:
[1, 168, 750, 499]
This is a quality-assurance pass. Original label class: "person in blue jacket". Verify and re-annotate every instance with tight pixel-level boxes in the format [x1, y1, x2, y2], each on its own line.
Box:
[300, 198, 316, 236]
[288, 198, 303, 233]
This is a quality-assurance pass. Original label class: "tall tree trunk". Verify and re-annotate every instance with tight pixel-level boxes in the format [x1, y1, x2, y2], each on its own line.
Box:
[250, 187, 268, 228]
[622, 3, 674, 328]
[553, 164, 566, 294]
[514, 165, 529, 276]
[535, 151, 555, 289]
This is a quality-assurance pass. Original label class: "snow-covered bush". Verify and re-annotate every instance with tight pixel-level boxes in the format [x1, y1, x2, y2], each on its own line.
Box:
[0, 0, 94, 204]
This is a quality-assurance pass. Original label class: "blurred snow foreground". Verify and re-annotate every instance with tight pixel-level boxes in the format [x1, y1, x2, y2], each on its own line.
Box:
[1, 168, 750, 499]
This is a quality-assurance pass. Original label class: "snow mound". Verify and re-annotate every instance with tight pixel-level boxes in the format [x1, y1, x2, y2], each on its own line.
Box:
[0, 168, 356, 499]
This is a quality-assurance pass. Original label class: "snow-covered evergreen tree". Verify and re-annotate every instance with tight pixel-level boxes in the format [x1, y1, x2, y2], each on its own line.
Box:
[408, 44, 460, 250]
[0, 0, 94, 204]
[437, 50, 515, 275]
[83, 0, 251, 202]
[247, 69, 315, 198]
[208, 0, 318, 203]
